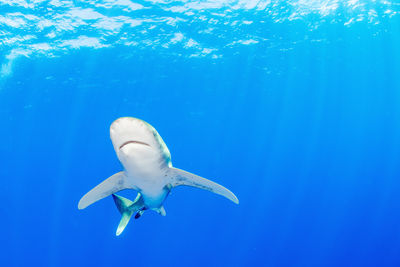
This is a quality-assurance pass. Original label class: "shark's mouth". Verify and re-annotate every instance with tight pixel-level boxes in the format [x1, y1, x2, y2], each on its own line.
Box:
[119, 140, 151, 150]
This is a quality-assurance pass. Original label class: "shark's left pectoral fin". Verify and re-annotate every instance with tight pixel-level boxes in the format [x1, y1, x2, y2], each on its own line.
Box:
[78, 171, 132, 210]
[169, 167, 239, 204]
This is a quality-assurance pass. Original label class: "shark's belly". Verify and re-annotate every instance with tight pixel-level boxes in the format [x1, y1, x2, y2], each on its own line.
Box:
[128, 174, 169, 208]
[119, 145, 170, 208]
[119, 144, 169, 177]
[140, 186, 170, 208]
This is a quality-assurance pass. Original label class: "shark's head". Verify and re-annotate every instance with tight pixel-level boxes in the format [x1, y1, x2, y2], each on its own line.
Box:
[110, 117, 172, 169]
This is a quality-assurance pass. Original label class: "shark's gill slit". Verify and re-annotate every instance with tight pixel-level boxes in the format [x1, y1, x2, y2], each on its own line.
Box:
[119, 140, 150, 150]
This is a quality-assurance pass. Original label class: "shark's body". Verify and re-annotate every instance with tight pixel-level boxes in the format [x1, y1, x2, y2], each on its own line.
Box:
[78, 117, 238, 235]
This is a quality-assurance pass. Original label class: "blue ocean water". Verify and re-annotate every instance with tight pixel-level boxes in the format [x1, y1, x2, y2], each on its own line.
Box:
[1, 0, 400, 266]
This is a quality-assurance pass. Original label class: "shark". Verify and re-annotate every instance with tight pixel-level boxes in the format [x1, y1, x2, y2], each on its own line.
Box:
[78, 117, 239, 236]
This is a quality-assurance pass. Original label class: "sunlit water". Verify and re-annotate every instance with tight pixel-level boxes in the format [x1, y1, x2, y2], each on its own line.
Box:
[1, 0, 398, 73]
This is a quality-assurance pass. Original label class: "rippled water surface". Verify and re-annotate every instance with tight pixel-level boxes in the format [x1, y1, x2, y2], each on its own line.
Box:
[1, 0, 398, 64]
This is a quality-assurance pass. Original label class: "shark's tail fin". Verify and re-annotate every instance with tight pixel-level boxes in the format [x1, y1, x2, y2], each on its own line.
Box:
[112, 193, 144, 236]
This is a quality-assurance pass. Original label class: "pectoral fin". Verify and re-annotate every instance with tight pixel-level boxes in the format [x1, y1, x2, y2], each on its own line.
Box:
[78, 171, 132, 210]
[169, 167, 239, 204]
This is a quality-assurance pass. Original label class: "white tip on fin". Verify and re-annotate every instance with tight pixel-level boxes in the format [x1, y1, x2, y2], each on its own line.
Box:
[112, 193, 145, 236]
[78, 171, 130, 210]
[169, 167, 239, 204]
[154, 206, 166, 216]
[116, 212, 133, 236]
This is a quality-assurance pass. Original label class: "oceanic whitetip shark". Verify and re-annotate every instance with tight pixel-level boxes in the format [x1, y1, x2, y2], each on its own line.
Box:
[78, 117, 239, 236]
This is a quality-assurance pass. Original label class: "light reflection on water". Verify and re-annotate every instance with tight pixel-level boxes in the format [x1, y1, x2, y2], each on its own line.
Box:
[0, 0, 397, 62]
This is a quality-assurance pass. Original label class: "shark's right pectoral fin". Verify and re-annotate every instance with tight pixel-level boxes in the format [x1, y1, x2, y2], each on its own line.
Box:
[78, 171, 132, 210]
[169, 167, 239, 204]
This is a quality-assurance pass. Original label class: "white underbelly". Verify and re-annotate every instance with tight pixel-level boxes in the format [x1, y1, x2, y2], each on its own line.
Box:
[119, 145, 170, 208]
[127, 174, 168, 207]
[118, 143, 168, 175]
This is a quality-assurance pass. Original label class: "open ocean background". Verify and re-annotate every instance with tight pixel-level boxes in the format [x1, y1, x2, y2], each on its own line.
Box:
[1, 0, 400, 266]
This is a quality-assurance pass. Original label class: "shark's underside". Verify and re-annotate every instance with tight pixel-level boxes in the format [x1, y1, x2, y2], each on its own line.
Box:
[78, 117, 238, 235]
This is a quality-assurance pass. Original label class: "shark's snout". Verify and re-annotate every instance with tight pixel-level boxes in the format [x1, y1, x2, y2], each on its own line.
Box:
[110, 117, 154, 152]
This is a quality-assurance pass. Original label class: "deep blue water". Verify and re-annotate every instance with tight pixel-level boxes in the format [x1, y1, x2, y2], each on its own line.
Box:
[1, 1, 400, 266]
